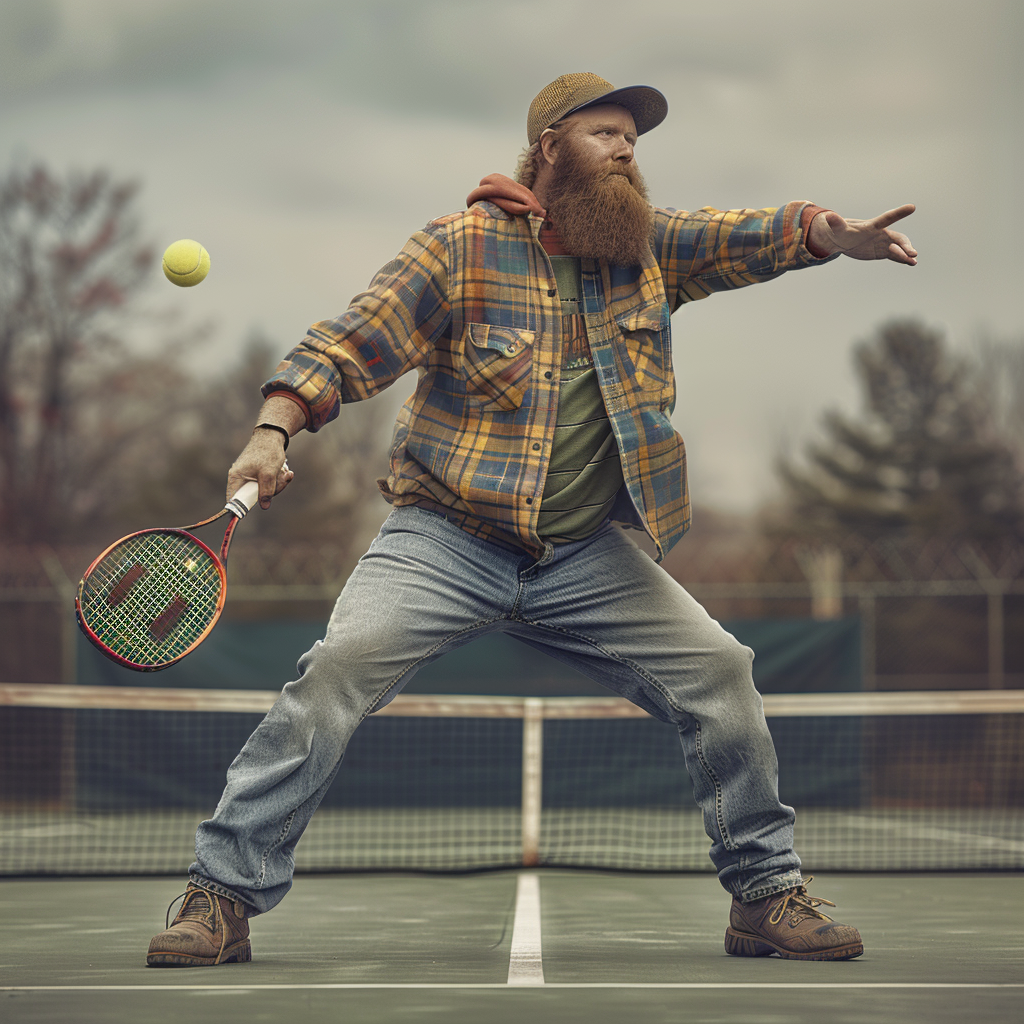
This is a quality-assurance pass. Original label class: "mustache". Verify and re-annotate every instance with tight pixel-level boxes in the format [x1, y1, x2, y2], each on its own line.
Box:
[599, 163, 645, 191]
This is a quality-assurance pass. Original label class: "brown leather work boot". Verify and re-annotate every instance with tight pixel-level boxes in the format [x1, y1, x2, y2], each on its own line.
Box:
[147, 884, 251, 967]
[725, 877, 863, 961]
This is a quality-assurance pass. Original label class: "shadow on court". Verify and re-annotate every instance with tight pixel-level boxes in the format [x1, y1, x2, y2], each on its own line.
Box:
[1, 872, 1021, 1023]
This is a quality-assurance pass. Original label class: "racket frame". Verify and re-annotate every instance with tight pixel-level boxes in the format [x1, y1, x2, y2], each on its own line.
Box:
[74, 481, 259, 672]
[75, 528, 228, 671]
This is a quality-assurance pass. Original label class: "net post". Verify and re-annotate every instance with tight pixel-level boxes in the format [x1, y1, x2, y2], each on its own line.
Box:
[988, 588, 1005, 689]
[987, 586, 1008, 802]
[857, 589, 877, 811]
[857, 591, 876, 691]
[521, 698, 544, 867]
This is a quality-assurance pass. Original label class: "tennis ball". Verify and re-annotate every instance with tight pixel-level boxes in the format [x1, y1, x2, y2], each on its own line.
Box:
[162, 239, 210, 287]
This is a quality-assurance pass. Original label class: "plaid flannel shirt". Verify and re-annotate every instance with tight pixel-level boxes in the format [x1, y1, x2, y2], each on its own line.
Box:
[263, 200, 835, 561]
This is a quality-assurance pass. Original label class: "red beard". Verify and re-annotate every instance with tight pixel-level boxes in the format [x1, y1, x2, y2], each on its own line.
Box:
[543, 133, 654, 266]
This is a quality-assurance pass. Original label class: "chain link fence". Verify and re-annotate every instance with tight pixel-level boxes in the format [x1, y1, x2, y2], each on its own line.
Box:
[3, 534, 1023, 691]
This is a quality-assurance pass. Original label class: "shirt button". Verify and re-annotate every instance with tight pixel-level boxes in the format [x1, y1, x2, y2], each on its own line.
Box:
[547, 288, 557, 297]
[532, 443, 541, 451]
[544, 371, 553, 379]
[525, 497, 533, 505]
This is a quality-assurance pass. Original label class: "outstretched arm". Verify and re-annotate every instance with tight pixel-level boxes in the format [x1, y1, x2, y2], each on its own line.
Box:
[808, 204, 918, 265]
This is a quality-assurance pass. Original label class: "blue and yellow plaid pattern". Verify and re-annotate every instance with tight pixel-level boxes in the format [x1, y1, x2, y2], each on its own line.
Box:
[263, 201, 834, 560]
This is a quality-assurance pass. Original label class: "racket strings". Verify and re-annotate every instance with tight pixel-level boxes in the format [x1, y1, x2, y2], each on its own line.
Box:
[79, 531, 224, 666]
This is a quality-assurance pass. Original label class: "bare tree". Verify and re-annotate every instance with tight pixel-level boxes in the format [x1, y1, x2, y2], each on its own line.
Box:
[0, 160, 409, 571]
[0, 163, 192, 542]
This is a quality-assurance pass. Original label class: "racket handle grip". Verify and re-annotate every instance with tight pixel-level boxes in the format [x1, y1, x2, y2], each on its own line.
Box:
[226, 480, 261, 518]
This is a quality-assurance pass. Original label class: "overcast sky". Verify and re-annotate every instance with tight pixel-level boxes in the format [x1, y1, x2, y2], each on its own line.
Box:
[2, 0, 1020, 511]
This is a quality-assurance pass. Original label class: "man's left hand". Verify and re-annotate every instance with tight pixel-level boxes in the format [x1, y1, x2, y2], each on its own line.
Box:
[809, 204, 917, 265]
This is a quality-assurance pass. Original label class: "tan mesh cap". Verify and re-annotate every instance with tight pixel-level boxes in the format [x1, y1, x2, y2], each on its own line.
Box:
[527, 72, 668, 145]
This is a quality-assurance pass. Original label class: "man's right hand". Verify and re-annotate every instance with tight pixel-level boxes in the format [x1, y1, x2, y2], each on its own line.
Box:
[227, 395, 306, 509]
[227, 429, 295, 510]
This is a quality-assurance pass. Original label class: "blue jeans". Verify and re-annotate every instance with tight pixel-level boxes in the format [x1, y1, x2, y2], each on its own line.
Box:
[191, 507, 801, 913]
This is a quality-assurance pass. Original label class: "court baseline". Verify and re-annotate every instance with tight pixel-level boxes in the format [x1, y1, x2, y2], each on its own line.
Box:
[4, 983, 1023, 991]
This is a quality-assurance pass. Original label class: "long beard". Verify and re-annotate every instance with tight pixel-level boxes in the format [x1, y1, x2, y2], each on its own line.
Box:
[543, 138, 654, 266]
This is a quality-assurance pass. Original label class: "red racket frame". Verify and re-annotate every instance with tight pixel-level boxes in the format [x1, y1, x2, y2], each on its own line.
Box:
[75, 490, 250, 672]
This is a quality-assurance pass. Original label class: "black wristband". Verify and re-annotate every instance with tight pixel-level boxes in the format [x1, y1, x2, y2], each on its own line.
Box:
[253, 423, 290, 450]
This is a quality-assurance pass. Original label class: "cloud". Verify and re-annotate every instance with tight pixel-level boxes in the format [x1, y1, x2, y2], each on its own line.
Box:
[4, 0, 1016, 130]
[1, 0, 1020, 509]
[0, 0, 542, 118]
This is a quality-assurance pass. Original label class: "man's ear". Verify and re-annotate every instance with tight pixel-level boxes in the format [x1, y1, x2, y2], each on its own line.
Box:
[539, 129, 560, 167]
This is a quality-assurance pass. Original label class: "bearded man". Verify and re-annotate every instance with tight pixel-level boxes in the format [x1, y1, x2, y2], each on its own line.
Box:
[147, 73, 916, 967]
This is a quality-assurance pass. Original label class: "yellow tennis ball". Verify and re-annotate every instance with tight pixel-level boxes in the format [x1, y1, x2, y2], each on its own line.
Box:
[162, 239, 210, 287]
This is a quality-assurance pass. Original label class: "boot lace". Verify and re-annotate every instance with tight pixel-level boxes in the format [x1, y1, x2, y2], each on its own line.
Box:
[767, 877, 836, 927]
[164, 886, 231, 964]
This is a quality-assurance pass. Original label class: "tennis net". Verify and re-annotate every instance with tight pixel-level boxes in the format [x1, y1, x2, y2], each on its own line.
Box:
[1, 683, 1021, 875]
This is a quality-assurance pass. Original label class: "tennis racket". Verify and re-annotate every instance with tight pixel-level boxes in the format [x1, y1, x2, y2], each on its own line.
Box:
[75, 481, 261, 671]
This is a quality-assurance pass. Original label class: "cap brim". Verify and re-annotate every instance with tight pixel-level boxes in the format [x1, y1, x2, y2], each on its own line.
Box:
[566, 84, 668, 136]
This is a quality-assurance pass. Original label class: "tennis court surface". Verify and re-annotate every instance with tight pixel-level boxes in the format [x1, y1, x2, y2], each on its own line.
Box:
[2, 683, 1022, 1021]
[2, 871, 1022, 1023]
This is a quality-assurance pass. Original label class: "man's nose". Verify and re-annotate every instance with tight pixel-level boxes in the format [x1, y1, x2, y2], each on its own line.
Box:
[613, 138, 634, 163]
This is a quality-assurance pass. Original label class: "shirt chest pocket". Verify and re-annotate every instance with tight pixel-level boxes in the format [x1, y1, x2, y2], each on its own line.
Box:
[615, 307, 671, 393]
[456, 323, 535, 411]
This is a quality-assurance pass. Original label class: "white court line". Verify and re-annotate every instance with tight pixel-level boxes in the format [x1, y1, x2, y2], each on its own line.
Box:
[3, 984, 1023, 991]
[507, 872, 544, 986]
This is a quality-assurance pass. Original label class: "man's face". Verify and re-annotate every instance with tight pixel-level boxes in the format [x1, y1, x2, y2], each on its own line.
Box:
[540, 103, 652, 266]
[546, 103, 639, 178]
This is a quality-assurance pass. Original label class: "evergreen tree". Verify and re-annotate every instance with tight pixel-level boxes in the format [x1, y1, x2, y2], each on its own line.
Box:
[777, 320, 1024, 541]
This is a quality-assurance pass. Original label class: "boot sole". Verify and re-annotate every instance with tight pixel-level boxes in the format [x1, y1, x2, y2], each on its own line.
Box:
[725, 927, 863, 961]
[147, 940, 252, 968]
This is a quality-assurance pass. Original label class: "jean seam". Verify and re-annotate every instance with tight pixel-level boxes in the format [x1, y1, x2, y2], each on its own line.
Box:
[257, 809, 296, 891]
[693, 718, 735, 851]
[511, 575, 528, 618]
[357, 618, 507, 723]
[517, 617, 734, 851]
[517, 617, 684, 716]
